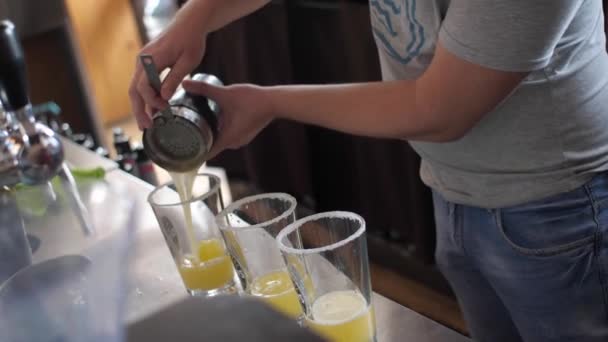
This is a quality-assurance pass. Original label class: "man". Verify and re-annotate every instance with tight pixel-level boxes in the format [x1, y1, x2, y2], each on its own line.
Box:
[130, 1, 608, 340]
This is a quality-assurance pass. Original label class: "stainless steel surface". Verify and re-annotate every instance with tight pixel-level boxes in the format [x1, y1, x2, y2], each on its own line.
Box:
[18, 122, 64, 185]
[121, 174, 471, 339]
[0, 18, 93, 289]
[0, 103, 6, 124]
[0, 104, 64, 187]
[13, 105, 37, 136]
[57, 163, 93, 236]
[0, 130, 20, 186]
[0, 189, 32, 284]
[121, 169, 470, 340]
[143, 106, 211, 172]
[142, 71, 220, 173]
[171, 73, 222, 114]
[60, 137, 118, 172]
[21, 142, 469, 341]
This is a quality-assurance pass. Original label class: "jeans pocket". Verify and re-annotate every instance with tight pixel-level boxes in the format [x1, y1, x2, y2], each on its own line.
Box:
[495, 186, 599, 257]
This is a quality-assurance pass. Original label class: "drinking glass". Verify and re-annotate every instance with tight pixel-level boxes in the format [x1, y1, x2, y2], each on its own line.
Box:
[216, 193, 304, 320]
[277, 211, 376, 342]
[148, 173, 238, 297]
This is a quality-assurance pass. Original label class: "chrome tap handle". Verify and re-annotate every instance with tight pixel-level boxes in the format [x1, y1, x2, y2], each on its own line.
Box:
[0, 100, 21, 187]
[0, 20, 36, 140]
[0, 20, 29, 112]
[0, 101, 7, 127]
[0, 130, 20, 187]
[0, 20, 63, 185]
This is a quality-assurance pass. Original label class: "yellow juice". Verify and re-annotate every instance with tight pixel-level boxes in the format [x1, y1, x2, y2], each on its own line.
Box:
[306, 290, 375, 342]
[178, 238, 235, 291]
[250, 270, 303, 319]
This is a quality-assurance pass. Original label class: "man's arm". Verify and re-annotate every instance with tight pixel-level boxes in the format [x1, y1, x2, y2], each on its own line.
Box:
[267, 43, 527, 142]
[185, 0, 272, 34]
[262, 0, 581, 142]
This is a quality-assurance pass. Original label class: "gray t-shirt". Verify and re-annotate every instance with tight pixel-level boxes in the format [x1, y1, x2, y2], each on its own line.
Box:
[370, 0, 608, 208]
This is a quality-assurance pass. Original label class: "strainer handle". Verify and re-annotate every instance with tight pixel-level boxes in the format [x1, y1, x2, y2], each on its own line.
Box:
[139, 55, 173, 122]
[140, 55, 162, 94]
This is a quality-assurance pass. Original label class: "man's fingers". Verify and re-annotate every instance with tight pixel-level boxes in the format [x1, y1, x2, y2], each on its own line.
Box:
[182, 79, 224, 100]
[137, 76, 168, 110]
[129, 81, 151, 130]
[130, 43, 178, 129]
[205, 127, 230, 161]
[161, 54, 197, 101]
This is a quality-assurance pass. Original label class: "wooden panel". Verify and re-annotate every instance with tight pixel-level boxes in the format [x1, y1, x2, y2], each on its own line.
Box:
[65, 0, 142, 124]
[22, 27, 102, 142]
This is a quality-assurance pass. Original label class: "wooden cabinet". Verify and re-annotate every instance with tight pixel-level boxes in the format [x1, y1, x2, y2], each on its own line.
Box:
[64, 0, 142, 125]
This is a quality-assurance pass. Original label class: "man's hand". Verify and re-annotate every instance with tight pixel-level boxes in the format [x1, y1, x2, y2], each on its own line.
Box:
[129, 4, 207, 129]
[181, 80, 274, 160]
[128, 0, 272, 130]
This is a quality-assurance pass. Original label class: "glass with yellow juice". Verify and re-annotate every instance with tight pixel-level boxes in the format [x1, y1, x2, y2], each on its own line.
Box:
[216, 193, 304, 320]
[277, 212, 377, 342]
[148, 173, 239, 297]
[249, 269, 303, 318]
[178, 238, 234, 291]
[307, 290, 375, 342]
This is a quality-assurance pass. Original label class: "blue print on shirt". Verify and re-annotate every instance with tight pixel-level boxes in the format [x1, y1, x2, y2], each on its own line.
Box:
[371, 0, 425, 65]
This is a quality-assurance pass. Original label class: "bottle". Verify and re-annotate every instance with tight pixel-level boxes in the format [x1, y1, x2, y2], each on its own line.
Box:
[60, 123, 73, 139]
[113, 127, 132, 156]
[133, 143, 158, 185]
[72, 133, 95, 151]
[112, 127, 140, 178]
[95, 146, 110, 159]
[116, 155, 136, 176]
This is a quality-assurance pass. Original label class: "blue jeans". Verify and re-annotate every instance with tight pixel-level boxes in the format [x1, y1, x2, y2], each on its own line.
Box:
[434, 173, 608, 341]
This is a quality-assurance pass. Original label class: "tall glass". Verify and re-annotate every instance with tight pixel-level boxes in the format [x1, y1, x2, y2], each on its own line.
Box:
[277, 211, 376, 342]
[216, 193, 304, 320]
[148, 173, 238, 297]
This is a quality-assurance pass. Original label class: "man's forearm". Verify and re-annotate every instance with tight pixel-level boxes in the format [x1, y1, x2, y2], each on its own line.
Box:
[182, 0, 271, 34]
[266, 81, 457, 142]
[260, 42, 528, 144]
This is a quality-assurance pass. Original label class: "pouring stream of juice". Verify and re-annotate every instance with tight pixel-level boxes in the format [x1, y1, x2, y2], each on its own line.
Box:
[169, 170, 199, 261]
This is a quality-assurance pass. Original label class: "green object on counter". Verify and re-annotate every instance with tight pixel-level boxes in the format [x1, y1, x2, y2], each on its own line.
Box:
[69, 167, 106, 180]
[14, 167, 106, 217]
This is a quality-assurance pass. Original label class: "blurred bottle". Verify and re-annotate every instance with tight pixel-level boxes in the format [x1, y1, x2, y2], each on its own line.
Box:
[48, 119, 61, 134]
[115, 155, 136, 176]
[72, 133, 95, 151]
[95, 146, 110, 159]
[112, 127, 131, 156]
[32, 102, 62, 132]
[133, 143, 158, 185]
[112, 127, 139, 178]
